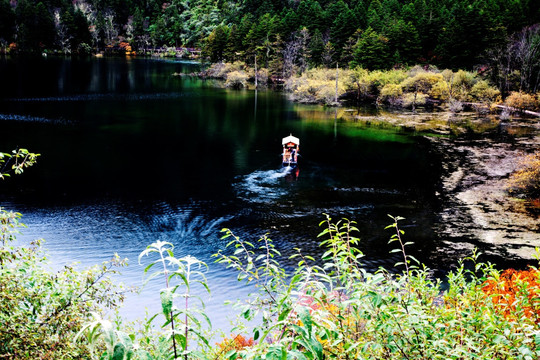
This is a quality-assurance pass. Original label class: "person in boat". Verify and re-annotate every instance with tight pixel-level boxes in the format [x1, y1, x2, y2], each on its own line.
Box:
[290, 148, 296, 162]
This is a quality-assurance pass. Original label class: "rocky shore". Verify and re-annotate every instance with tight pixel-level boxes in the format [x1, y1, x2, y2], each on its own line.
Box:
[348, 109, 540, 266]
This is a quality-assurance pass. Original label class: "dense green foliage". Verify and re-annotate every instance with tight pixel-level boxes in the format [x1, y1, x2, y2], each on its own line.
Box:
[0, 208, 127, 359]
[1, 0, 539, 72]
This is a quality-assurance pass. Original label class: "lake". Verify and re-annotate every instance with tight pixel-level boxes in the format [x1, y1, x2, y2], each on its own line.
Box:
[0, 56, 533, 330]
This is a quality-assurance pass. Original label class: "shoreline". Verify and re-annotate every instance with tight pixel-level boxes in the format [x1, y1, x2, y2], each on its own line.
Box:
[336, 107, 539, 264]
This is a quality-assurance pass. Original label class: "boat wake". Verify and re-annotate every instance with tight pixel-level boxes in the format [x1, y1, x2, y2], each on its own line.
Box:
[233, 167, 295, 203]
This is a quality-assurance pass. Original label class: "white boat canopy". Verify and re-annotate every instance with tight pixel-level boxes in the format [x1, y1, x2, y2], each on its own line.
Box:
[282, 134, 300, 145]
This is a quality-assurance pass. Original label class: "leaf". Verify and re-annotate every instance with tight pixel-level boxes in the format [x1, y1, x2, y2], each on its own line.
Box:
[112, 343, 126, 360]
[297, 308, 312, 334]
[161, 289, 173, 318]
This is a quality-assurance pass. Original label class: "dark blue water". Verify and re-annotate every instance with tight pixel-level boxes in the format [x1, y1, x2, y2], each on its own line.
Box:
[0, 56, 440, 329]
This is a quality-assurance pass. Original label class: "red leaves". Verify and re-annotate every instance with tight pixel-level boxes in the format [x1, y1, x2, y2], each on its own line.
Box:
[482, 268, 540, 322]
[216, 334, 255, 352]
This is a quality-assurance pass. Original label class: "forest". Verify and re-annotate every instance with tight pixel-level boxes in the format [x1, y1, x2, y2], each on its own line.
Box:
[1, 0, 540, 73]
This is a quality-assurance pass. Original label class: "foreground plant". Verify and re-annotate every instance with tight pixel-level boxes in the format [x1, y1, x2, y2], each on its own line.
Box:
[0, 208, 127, 359]
[210, 215, 540, 359]
[0, 148, 40, 180]
[507, 151, 540, 200]
[138, 240, 211, 359]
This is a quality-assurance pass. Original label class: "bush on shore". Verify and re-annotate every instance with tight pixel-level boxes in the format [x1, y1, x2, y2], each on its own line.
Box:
[507, 151, 540, 199]
[285, 68, 348, 105]
[505, 91, 538, 111]
[285, 66, 503, 111]
[0, 209, 126, 359]
[199, 62, 531, 114]
[225, 70, 249, 89]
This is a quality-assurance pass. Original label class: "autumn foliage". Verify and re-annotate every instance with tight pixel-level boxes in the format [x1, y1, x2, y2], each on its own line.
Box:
[507, 151, 540, 199]
[216, 334, 255, 353]
[482, 268, 540, 322]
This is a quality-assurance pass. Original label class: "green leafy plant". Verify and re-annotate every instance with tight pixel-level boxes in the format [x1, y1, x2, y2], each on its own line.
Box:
[0, 148, 40, 180]
[0, 208, 127, 359]
[138, 240, 211, 360]
[76, 312, 152, 360]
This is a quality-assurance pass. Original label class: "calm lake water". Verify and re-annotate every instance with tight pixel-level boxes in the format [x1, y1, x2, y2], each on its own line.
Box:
[0, 56, 500, 329]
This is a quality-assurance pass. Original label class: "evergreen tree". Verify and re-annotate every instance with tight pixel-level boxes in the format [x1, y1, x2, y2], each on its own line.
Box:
[0, 0, 15, 45]
[203, 25, 229, 62]
[330, 7, 357, 60]
[384, 19, 421, 66]
[16, 1, 56, 52]
[435, 0, 505, 69]
[296, 0, 324, 34]
[309, 28, 325, 67]
[224, 24, 240, 61]
[350, 27, 390, 70]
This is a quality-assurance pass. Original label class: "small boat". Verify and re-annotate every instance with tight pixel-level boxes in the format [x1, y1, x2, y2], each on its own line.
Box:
[282, 134, 300, 167]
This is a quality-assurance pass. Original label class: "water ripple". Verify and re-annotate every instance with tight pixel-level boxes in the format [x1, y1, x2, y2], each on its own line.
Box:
[6, 92, 192, 103]
[0, 113, 69, 124]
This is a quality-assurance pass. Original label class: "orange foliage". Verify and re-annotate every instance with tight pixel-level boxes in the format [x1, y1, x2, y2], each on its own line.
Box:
[482, 268, 540, 322]
[507, 152, 540, 198]
[505, 91, 537, 111]
[216, 334, 254, 353]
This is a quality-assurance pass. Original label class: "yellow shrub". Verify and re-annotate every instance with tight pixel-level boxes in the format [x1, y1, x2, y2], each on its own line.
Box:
[505, 91, 537, 111]
[452, 70, 476, 88]
[441, 69, 454, 82]
[470, 80, 501, 103]
[380, 83, 403, 100]
[401, 92, 427, 108]
[225, 70, 248, 88]
[370, 69, 408, 91]
[400, 72, 444, 93]
[506, 152, 540, 198]
[430, 80, 450, 100]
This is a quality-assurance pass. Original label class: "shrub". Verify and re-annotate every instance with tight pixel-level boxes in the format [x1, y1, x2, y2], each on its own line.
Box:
[506, 151, 540, 199]
[447, 69, 478, 101]
[430, 80, 451, 100]
[449, 99, 464, 113]
[505, 91, 537, 111]
[369, 69, 408, 91]
[379, 83, 403, 105]
[215, 334, 255, 353]
[205, 61, 245, 79]
[482, 268, 540, 322]
[401, 92, 428, 108]
[470, 80, 501, 103]
[343, 67, 372, 100]
[210, 215, 540, 360]
[225, 71, 249, 89]
[0, 148, 39, 180]
[0, 209, 126, 359]
[451, 69, 476, 89]
[286, 68, 348, 105]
